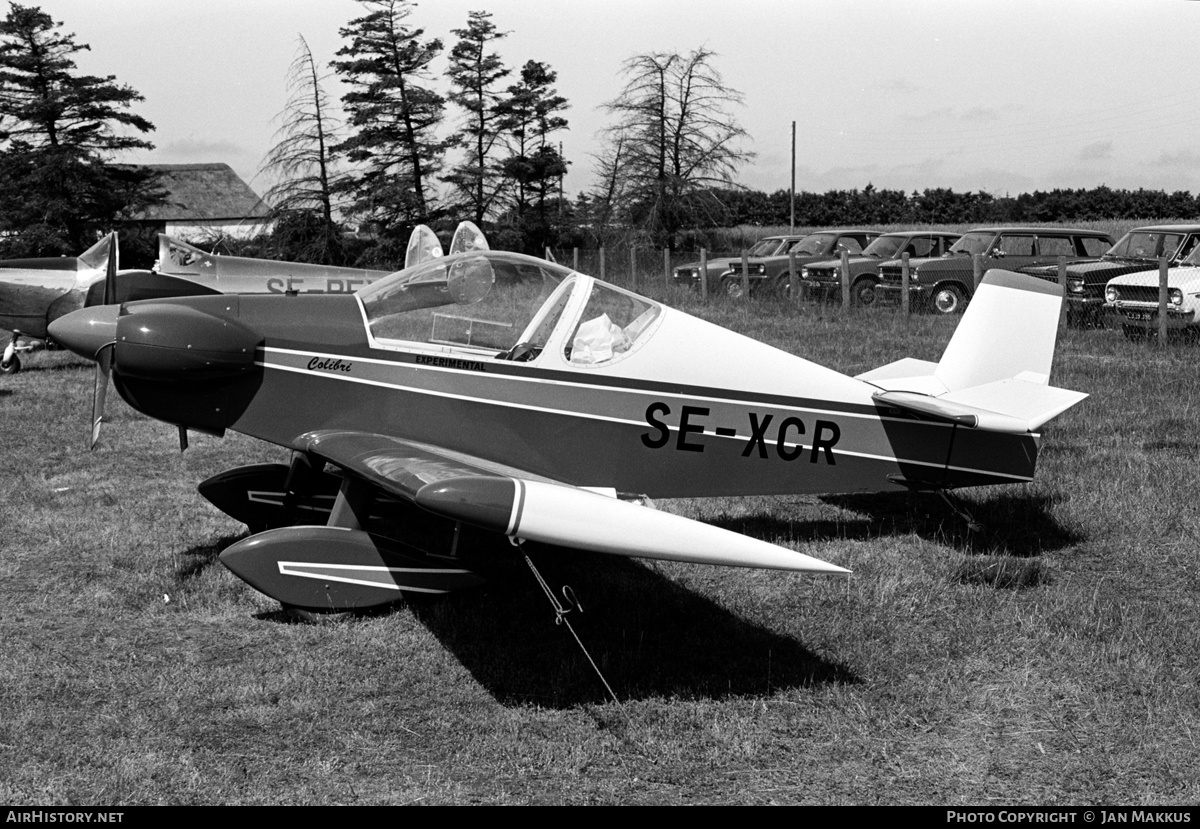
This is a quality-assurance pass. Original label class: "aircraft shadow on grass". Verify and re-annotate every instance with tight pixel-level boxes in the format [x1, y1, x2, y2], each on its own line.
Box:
[173, 532, 857, 708]
[169, 486, 1078, 706]
[403, 545, 859, 707]
[707, 489, 1083, 560]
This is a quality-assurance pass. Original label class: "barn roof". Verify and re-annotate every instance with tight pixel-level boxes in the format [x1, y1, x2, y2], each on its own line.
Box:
[137, 163, 270, 222]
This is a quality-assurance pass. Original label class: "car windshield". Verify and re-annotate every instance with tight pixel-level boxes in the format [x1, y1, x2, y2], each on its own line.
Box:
[948, 231, 997, 256]
[1178, 238, 1200, 266]
[748, 238, 788, 256]
[358, 250, 574, 353]
[861, 235, 909, 259]
[788, 234, 835, 256]
[1106, 231, 1185, 261]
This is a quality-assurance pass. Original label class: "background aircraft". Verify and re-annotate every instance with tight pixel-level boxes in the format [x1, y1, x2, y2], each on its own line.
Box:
[0, 233, 390, 374]
[49, 225, 1085, 613]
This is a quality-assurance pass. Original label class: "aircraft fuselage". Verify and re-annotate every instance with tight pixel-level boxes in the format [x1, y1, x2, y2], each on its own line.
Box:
[109, 293, 1038, 499]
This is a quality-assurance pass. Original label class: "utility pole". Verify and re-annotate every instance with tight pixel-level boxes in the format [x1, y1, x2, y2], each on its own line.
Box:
[790, 121, 796, 234]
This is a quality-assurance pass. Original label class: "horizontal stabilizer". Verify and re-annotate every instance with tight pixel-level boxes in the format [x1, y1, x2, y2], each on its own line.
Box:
[942, 378, 1087, 431]
[875, 378, 1087, 434]
[855, 357, 945, 395]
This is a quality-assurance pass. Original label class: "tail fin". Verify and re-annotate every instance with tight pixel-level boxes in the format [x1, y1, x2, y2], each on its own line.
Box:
[936, 269, 1061, 392]
[856, 270, 1087, 433]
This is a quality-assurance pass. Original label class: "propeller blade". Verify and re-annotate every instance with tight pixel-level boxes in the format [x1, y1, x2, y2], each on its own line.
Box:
[449, 221, 489, 255]
[178, 426, 189, 453]
[102, 232, 118, 305]
[90, 343, 113, 450]
[404, 225, 443, 268]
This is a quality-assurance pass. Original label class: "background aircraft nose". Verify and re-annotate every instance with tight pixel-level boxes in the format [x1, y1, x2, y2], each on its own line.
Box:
[48, 305, 118, 359]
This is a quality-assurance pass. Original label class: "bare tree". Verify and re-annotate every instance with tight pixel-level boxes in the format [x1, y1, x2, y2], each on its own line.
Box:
[596, 48, 753, 247]
[260, 35, 344, 264]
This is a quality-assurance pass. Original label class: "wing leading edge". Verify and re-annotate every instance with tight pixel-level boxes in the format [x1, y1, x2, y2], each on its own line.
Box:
[292, 430, 849, 575]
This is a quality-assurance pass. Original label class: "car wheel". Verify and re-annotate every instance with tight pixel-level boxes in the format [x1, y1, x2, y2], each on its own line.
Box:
[852, 278, 878, 306]
[772, 274, 798, 298]
[722, 278, 746, 299]
[0, 354, 20, 374]
[931, 284, 965, 314]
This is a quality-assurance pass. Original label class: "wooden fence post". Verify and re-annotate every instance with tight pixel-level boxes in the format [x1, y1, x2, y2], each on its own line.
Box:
[740, 251, 750, 299]
[901, 253, 910, 316]
[1159, 256, 1169, 345]
[599, 247, 605, 281]
[573, 247, 578, 272]
[630, 246, 638, 291]
[840, 250, 851, 309]
[663, 248, 670, 293]
[700, 249, 709, 300]
[1057, 255, 1068, 331]
[788, 252, 797, 302]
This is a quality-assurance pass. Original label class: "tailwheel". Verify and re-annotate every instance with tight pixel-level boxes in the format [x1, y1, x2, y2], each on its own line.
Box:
[0, 354, 19, 374]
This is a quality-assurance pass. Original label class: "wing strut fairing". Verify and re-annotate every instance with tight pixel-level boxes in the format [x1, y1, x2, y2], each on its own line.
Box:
[296, 431, 848, 574]
[211, 428, 847, 612]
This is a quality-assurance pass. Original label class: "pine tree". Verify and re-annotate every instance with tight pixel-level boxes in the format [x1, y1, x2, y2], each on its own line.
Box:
[496, 60, 568, 251]
[443, 10, 509, 224]
[0, 3, 160, 255]
[332, 0, 448, 246]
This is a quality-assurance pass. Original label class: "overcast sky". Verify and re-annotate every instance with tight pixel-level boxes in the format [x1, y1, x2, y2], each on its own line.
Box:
[37, 0, 1200, 203]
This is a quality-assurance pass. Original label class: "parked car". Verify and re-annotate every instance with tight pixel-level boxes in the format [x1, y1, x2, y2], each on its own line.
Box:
[875, 226, 1114, 314]
[716, 230, 881, 297]
[798, 231, 961, 305]
[672, 234, 805, 290]
[1017, 224, 1200, 327]
[1105, 242, 1200, 339]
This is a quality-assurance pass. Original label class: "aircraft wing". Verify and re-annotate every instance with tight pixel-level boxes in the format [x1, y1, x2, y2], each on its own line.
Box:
[293, 430, 848, 574]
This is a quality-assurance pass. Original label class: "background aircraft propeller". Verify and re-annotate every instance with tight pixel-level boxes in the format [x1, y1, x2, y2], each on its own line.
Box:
[101, 232, 118, 305]
[89, 232, 120, 448]
[90, 343, 113, 449]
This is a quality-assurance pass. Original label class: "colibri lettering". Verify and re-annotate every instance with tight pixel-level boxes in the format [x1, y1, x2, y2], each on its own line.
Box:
[640, 402, 840, 463]
[307, 357, 353, 373]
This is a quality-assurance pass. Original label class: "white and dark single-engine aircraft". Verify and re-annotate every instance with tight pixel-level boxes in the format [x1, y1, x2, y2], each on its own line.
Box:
[0, 233, 391, 374]
[49, 222, 1086, 612]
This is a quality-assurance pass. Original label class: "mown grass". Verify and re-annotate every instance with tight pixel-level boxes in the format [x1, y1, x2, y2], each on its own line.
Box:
[1, 296, 1198, 804]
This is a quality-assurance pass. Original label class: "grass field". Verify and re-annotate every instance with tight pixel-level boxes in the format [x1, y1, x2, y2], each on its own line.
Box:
[1, 294, 1198, 805]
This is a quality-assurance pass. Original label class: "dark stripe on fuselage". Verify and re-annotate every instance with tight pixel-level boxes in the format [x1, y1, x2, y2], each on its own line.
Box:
[158, 294, 1037, 496]
[231, 349, 1036, 497]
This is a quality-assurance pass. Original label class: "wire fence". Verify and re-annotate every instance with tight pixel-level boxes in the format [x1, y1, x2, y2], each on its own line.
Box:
[544, 247, 1185, 346]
